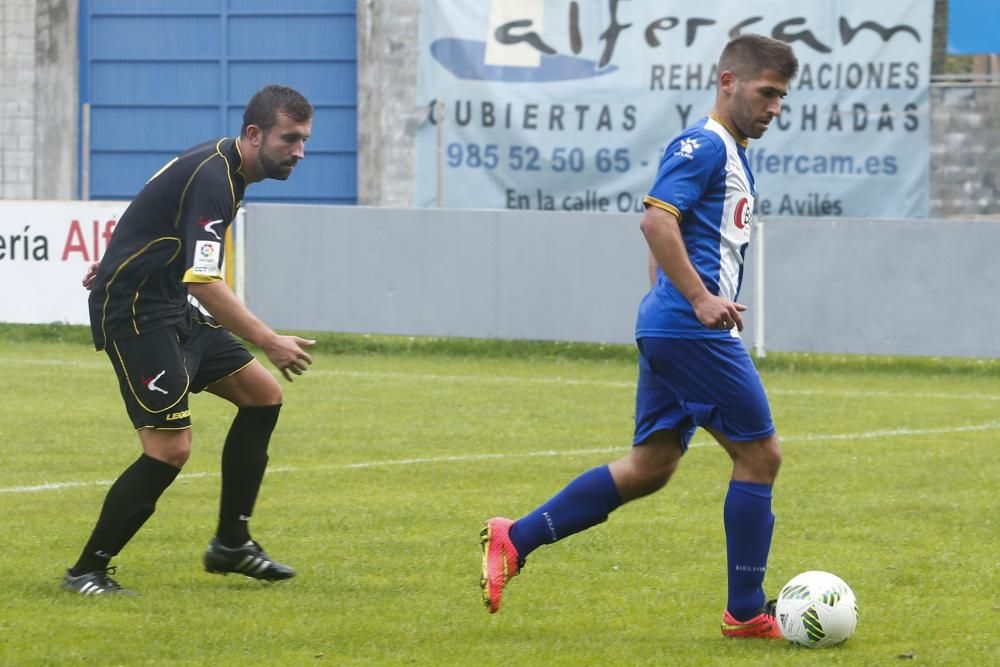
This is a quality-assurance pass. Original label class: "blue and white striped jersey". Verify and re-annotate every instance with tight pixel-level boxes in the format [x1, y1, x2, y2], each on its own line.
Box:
[636, 114, 756, 339]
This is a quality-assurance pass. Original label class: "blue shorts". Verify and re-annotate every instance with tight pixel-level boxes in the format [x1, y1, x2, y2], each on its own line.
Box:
[633, 336, 775, 451]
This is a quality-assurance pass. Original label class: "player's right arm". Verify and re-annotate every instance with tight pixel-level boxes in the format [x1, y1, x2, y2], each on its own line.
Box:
[187, 280, 314, 381]
[643, 130, 746, 331]
[639, 206, 744, 331]
[178, 149, 314, 380]
[647, 251, 657, 288]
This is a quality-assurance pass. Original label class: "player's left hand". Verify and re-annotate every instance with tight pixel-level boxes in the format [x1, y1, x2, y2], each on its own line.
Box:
[692, 294, 746, 332]
[264, 335, 316, 382]
[82, 262, 99, 290]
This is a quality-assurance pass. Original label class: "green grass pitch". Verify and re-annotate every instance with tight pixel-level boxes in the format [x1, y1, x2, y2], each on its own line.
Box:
[0, 325, 997, 665]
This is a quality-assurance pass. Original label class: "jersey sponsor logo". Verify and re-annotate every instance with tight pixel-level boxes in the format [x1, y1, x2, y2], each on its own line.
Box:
[674, 138, 701, 160]
[192, 240, 222, 275]
[734, 197, 752, 229]
[165, 409, 191, 421]
[198, 216, 224, 240]
[141, 370, 169, 395]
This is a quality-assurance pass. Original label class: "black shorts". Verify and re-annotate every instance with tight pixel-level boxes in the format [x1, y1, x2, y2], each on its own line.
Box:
[106, 312, 254, 430]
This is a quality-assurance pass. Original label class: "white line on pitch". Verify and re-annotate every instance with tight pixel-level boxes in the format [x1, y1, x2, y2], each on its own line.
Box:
[3, 357, 999, 403]
[2, 420, 998, 495]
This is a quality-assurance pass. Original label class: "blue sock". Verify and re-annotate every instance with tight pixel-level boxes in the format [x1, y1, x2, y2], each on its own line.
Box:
[724, 480, 775, 620]
[508, 465, 622, 560]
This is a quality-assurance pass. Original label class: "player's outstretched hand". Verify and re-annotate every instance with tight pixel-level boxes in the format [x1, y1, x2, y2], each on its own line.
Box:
[692, 294, 747, 332]
[82, 262, 99, 290]
[265, 335, 316, 381]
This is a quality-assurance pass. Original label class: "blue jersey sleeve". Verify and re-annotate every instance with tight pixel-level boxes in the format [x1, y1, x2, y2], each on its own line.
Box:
[644, 129, 725, 221]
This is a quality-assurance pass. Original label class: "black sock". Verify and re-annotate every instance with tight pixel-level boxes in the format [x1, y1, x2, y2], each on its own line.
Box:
[70, 453, 180, 575]
[217, 404, 281, 548]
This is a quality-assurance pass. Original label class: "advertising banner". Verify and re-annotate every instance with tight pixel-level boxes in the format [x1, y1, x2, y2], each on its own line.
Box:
[416, 0, 933, 217]
[0, 201, 128, 325]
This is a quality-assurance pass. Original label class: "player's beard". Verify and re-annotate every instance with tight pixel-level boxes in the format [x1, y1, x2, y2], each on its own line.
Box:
[731, 93, 770, 140]
[259, 148, 296, 180]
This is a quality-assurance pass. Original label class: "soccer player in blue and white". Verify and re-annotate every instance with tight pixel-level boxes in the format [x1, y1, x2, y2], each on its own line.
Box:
[481, 34, 798, 638]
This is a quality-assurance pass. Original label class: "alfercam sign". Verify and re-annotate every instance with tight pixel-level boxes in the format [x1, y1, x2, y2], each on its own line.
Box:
[415, 0, 932, 217]
[0, 201, 128, 325]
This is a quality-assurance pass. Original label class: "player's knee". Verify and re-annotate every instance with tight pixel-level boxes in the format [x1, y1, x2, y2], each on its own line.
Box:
[258, 381, 283, 406]
[764, 435, 782, 473]
[623, 446, 681, 496]
[240, 374, 283, 407]
[164, 437, 192, 467]
[629, 462, 677, 499]
[644, 459, 678, 494]
[770, 446, 782, 475]
[167, 446, 191, 468]
[268, 382, 283, 405]
[748, 435, 782, 482]
[762, 454, 781, 484]
[649, 455, 680, 486]
[141, 429, 191, 468]
[255, 370, 284, 405]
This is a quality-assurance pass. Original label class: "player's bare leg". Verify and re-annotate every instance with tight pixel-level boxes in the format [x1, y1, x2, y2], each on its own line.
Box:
[139, 427, 192, 468]
[607, 429, 684, 501]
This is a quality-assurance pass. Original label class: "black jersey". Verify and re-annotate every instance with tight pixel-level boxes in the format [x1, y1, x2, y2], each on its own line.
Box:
[88, 138, 246, 351]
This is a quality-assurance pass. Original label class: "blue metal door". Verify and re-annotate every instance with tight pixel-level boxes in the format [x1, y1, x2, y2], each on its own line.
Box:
[80, 0, 357, 204]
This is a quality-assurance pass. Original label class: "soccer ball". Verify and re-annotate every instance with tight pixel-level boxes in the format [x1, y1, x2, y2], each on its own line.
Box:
[776, 571, 858, 647]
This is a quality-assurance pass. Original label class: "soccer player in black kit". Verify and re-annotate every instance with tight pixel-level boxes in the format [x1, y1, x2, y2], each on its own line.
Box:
[62, 85, 315, 595]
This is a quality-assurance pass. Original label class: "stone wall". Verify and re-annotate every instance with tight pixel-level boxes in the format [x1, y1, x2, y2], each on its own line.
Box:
[0, 0, 76, 201]
[0, 0, 37, 199]
[33, 0, 76, 200]
[930, 85, 1000, 217]
[357, 0, 424, 208]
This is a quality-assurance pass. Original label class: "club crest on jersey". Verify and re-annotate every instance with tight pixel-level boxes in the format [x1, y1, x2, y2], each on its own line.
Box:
[198, 216, 223, 240]
[674, 138, 701, 160]
[734, 197, 752, 230]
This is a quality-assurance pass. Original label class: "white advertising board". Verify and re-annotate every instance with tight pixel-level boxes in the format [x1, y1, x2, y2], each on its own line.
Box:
[0, 201, 128, 326]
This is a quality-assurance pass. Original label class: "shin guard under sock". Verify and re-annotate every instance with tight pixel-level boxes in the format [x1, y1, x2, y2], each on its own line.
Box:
[70, 453, 180, 575]
[508, 465, 622, 560]
[724, 480, 775, 620]
[217, 404, 281, 547]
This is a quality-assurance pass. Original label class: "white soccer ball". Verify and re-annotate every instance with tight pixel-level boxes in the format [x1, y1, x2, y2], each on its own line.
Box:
[776, 571, 858, 648]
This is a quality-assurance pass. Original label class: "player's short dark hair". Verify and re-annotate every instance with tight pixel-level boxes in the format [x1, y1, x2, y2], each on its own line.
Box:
[719, 34, 799, 82]
[241, 85, 313, 136]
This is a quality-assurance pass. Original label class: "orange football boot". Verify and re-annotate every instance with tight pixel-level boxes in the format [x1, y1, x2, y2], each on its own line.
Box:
[479, 517, 521, 613]
[721, 600, 783, 639]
